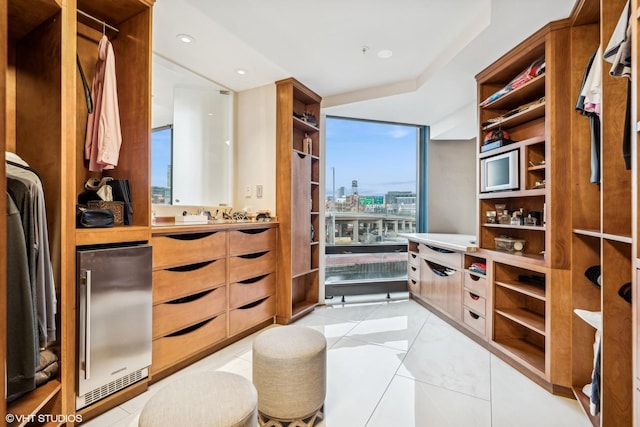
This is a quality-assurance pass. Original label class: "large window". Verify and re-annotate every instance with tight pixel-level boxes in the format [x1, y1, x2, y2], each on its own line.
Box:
[325, 117, 420, 297]
[151, 125, 173, 204]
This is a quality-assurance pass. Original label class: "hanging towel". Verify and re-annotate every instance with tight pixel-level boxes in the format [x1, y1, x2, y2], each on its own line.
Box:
[84, 35, 122, 172]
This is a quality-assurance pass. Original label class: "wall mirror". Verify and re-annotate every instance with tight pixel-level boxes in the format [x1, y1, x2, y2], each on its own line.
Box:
[151, 54, 233, 206]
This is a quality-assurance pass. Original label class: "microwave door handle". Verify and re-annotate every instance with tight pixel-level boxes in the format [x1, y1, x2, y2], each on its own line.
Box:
[81, 269, 92, 380]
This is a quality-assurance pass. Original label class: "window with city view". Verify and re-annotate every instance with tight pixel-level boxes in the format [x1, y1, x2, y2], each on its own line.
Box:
[325, 116, 419, 296]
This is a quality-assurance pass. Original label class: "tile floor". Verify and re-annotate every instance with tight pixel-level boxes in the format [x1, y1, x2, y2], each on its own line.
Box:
[82, 294, 591, 427]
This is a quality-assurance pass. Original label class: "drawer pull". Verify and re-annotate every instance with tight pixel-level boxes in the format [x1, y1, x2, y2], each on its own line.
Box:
[410, 253, 417, 259]
[238, 251, 269, 260]
[163, 232, 218, 241]
[168, 259, 217, 272]
[166, 317, 216, 337]
[426, 261, 456, 277]
[238, 296, 269, 310]
[410, 266, 417, 273]
[167, 289, 214, 305]
[469, 311, 480, 320]
[425, 244, 454, 254]
[469, 292, 480, 301]
[238, 274, 269, 284]
[237, 228, 268, 235]
[410, 279, 417, 285]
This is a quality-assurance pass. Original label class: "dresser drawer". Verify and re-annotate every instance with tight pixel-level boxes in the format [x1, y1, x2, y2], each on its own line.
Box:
[153, 287, 227, 339]
[229, 250, 276, 283]
[407, 277, 420, 294]
[463, 290, 486, 317]
[418, 243, 462, 269]
[229, 295, 275, 336]
[463, 309, 486, 336]
[153, 259, 226, 304]
[152, 314, 227, 375]
[230, 273, 276, 309]
[464, 271, 487, 298]
[408, 263, 419, 281]
[408, 251, 419, 268]
[152, 231, 226, 269]
[229, 227, 276, 255]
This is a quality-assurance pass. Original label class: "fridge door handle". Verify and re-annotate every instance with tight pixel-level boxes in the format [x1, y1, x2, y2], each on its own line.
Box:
[81, 269, 92, 380]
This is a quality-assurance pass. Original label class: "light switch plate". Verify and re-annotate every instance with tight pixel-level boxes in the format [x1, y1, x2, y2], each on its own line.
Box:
[256, 184, 263, 198]
[245, 185, 251, 197]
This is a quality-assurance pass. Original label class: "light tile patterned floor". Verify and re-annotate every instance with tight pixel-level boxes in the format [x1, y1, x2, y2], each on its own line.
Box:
[82, 294, 590, 427]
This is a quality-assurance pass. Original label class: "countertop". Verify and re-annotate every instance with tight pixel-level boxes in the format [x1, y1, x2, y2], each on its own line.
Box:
[400, 233, 478, 252]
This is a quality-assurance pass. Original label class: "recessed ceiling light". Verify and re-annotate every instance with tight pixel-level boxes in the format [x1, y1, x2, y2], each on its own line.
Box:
[378, 49, 393, 59]
[176, 34, 194, 44]
[235, 68, 247, 75]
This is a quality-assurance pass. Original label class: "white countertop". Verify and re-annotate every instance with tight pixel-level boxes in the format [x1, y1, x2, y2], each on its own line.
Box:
[400, 233, 478, 252]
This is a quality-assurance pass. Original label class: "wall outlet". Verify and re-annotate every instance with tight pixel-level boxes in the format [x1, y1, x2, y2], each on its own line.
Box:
[245, 185, 251, 198]
[256, 184, 263, 198]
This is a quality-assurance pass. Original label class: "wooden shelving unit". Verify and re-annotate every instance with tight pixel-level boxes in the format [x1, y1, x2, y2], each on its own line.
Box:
[2, 0, 154, 423]
[476, 20, 574, 393]
[275, 77, 322, 324]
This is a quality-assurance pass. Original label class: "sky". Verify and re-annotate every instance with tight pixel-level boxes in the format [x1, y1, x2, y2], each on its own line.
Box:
[151, 126, 172, 188]
[325, 117, 419, 198]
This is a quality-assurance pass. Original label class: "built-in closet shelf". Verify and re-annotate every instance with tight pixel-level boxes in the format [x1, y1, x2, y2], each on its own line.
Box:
[528, 165, 546, 171]
[496, 308, 546, 335]
[478, 136, 545, 159]
[573, 228, 633, 244]
[7, 379, 61, 423]
[481, 74, 546, 111]
[76, 226, 151, 246]
[483, 223, 546, 231]
[495, 280, 546, 300]
[292, 267, 320, 280]
[482, 101, 546, 131]
[291, 300, 317, 318]
[479, 189, 546, 199]
[493, 338, 546, 374]
[293, 116, 319, 133]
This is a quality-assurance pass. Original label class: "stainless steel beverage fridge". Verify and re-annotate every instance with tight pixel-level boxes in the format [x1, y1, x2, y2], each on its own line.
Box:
[76, 244, 152, 410]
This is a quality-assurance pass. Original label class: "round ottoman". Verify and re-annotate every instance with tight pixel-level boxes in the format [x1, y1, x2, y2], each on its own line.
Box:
[252, 326, 326, 427]
[138, 371, 257, 427]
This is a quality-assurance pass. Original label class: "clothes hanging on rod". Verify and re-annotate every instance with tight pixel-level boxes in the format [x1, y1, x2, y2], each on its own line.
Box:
[84, 34, 123, 172]
[6, 155, 57, 348]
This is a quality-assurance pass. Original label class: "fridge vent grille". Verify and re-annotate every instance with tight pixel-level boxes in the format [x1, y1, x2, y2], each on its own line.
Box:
[77, 367, 148, 409]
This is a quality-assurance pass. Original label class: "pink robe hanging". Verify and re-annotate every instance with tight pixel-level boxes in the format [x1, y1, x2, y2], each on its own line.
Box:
[84, 35, 122, 172]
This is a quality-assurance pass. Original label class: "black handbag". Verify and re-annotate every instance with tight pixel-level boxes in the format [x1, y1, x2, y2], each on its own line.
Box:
[107, 179, 133, 225]
[76, 207, 115, 228]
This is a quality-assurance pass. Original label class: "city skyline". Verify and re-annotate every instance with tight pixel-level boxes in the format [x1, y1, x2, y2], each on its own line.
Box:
[325, 117, 419, 197]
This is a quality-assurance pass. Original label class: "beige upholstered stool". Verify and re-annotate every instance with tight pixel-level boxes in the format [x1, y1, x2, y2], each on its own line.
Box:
[252, 326, 327, 427]
[138, 371, 257, 427]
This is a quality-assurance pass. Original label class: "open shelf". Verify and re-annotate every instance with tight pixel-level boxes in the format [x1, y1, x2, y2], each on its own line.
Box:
[482, 101, 546, 131]
[481, 74, 546, 111]
[479, 189, 546, 199]
[483, 223, 546, 231]
[495, 280, 546, 300]
[572, 386, 600, 427]
[496, 308, 546, 335]
[493, 337, 546, 374]
[293, 116, 319, 133]
[7, 379, 61, 424]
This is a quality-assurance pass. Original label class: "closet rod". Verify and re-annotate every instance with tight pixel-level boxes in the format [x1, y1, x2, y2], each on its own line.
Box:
[77, 9, 119, 33]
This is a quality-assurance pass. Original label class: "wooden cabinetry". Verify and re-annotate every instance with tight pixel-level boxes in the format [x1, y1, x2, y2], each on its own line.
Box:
[151, 224, 276, 380]
[462, 255, 488, 338]
[476, 18, 576, 393]
[2, 0, 153, 423]
[275, 78, 321, 324]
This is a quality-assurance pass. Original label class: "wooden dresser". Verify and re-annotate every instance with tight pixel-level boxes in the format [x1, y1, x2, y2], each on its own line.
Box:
[151, 222, 277, 380]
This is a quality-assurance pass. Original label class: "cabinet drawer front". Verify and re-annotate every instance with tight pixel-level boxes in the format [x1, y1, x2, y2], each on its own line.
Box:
[152, 314, 227, 375]
[229, 295, 275, 336]
[463, 290, 486, 317]
[229, 250, 276, 283]
[153, 287, 227, 339]
[418, 243, 462, 269]
[230, 273, 276, 309]
[152, 232, 226, 269]
[153, 259, 226, 304]
[408, 251, 419, 268]
[229, 227, 276, 255]
[463, 309, 486, 336]
[463, 272, 487, 298]
[407, 277, 420, 294]
[408, 264, 419, 281]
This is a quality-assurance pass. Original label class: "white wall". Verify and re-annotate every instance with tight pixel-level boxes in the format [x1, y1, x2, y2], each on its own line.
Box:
[234, 84, 277, 215]
[427, 138, 477, 235]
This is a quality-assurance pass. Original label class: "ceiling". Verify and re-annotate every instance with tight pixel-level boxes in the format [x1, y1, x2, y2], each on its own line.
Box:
[152, 0, 576, 140]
